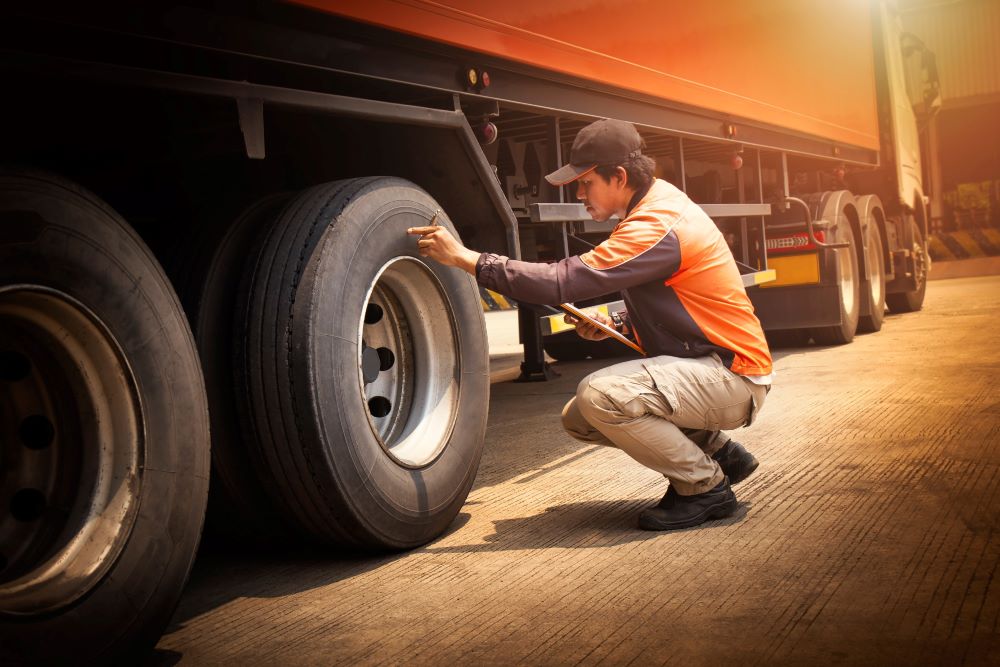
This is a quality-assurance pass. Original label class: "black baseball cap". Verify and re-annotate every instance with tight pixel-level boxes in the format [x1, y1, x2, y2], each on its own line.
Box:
[544, 119, 644, 186]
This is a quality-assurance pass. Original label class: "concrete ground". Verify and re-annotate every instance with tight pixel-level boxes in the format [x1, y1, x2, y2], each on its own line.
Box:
[152, 272, 1000, 666]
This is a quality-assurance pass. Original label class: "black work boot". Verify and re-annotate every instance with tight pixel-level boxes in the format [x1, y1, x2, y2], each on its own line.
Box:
[712, 440, 759, 485]
[638, 477, 737, 531]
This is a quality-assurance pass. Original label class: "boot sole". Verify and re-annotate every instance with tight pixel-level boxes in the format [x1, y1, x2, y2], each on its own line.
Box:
[637, 497, 738, 531]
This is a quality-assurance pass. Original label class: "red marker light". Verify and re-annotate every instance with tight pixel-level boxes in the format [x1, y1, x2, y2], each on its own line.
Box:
[481, 71, 491, 88]
[477, 121, 498, 145]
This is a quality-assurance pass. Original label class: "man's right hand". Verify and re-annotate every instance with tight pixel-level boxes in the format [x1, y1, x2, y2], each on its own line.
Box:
[406, 224, 481, 276]
[565, 310, 613, 341]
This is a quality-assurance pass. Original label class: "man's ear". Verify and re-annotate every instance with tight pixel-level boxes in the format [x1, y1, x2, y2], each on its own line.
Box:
[615, 166, 628, 189]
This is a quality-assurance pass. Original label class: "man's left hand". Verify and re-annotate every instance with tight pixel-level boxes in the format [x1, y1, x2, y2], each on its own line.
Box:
[567, 310, 614, 341]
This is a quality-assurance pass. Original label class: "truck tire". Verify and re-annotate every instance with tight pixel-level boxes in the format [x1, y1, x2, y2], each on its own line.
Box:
[0, 171, 210, 664]
[765, 329, 811, 349]
[811, 219, 860, 345]
[886, 218, 928, 313]
[236, 177, 489, 550]
[858, 219, 886, 333]
[188, 196, 290, 542]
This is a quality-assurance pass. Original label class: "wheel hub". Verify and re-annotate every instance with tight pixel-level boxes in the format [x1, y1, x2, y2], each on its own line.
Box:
[0, 286, 142, 616]
[913, 239, 928, 288]
[357, 258, 460, 468]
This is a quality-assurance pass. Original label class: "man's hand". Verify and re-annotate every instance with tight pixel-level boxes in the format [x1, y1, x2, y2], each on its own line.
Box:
[407, 224, 481, 275]
[566, 310, 613, 341]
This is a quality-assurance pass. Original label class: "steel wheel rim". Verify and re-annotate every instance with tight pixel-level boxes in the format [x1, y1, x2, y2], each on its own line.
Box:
[0, 286, 142, 616]
[357, 258, 460, 468]
[868, 229, 884, 305]
[837, 229, 857, 315]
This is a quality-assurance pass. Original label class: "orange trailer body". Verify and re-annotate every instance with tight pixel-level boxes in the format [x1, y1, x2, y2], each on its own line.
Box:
[292, 0, 880, 151]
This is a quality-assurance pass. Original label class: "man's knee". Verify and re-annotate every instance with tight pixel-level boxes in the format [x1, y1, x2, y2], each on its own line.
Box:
[577, 375, 646, 422]
[577, 380, 610, 413]
[561, 397, 590, 438]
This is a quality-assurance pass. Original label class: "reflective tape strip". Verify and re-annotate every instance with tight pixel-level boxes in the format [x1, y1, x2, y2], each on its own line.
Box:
[766, 236, 809, 250]
[743, 269, 777, 287]
[479, 288, 516, 311]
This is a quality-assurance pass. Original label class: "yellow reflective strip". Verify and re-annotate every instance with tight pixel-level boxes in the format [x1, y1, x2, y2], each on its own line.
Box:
[760, 254, 820, 288]
[750, 269, 777, 285]
[491, 292, 512, 310]
[545, 315, 577, 334]
[479, 288, 517, 311]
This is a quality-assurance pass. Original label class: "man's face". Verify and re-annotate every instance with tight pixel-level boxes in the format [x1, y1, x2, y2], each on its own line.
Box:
[575, 170, 627, 222]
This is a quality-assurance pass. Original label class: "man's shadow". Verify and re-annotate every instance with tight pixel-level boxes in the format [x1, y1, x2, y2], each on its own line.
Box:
[426, 499, 751, 554]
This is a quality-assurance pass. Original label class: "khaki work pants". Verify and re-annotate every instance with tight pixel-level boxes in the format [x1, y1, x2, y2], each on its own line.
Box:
[562, 354, 768, 496]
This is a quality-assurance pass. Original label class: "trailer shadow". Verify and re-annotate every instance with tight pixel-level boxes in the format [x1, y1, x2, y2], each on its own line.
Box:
[158, 544, 402, 638]
[153, 511, 473, 654]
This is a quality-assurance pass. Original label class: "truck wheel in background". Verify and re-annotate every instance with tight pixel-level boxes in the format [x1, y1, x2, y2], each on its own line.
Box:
[765, 329, 811, 349]
[236, 177, 489, 550]
[858, 219, 886, 333]
[886, 218, 928, 313]
[810, 219, 860, 345]
[544, 330, 637, 362]
[185, 196, 291, 542]
[0, 171, 210, 664]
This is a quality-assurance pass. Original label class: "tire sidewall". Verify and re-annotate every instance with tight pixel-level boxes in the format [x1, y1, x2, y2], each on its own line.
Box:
[194, 195, 290, 537]
[302, 180, 488, 547]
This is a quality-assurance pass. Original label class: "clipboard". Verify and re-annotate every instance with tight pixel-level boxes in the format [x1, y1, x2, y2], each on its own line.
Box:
[559, 303, 646, 356]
